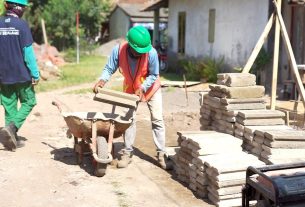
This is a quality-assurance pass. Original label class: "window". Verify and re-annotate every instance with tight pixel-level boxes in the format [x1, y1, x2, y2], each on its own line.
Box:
[178, 12, 186, 54]
[208, 9, 216, 43]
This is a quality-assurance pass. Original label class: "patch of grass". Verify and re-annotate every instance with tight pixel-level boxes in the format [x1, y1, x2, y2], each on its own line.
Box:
[36, 55, 107, 93]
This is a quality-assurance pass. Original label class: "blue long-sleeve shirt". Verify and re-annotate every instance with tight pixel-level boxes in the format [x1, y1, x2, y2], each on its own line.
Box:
[23, 45, 40, 80]
[99, 45, 159, 92]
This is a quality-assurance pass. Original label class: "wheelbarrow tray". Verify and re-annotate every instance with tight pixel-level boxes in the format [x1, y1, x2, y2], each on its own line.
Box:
[62, 112, 132, 139]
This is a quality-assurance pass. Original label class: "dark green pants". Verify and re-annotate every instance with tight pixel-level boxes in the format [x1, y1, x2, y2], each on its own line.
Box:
[0, 82, 37, 129]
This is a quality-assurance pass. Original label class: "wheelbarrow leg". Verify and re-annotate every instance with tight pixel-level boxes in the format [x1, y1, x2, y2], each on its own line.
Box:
[74, 137, 83, 165]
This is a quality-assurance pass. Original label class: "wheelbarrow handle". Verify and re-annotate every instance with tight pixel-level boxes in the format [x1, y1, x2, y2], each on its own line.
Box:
[52, 101, 62, 113]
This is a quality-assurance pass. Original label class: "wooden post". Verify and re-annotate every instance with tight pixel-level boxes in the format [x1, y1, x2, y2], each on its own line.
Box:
[76, 12, 80, 64]
[242, 13, 275, 73]
[183, 74, 189, 106]
[274, 1, 305, 108]
[270, 0, 282, 110]
[41, 19, 48, 46]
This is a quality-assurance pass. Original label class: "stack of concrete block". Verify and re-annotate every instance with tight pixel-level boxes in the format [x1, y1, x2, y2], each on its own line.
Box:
[256, 129, 305, 164]
[204, 152, 264, 207]
[200, 73, 266, 136]
[236, 110, 286, 127]
[238, 125, 290, 152]
[173, 131, 243, 199]
[234, 110, 287, 154]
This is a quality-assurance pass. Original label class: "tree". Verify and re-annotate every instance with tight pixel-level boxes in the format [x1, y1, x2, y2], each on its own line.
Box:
[79, 0, 111, 41]
[40, 0, 111, 50]
[0, 0, 4, 16]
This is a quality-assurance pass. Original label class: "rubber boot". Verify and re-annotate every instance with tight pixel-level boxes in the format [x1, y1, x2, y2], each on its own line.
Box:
[157, 151, 173, 170]
[9, 123, 24, 148]
[0, 124, 17, 151]
[117, 151, 132, 168]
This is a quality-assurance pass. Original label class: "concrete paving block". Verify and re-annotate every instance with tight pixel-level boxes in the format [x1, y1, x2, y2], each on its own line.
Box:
[267, 157, 305, 165]
[196, 177, 208, 186]
[261, 145, 305, 155]
[244, 132, 254, 141]
[204, 153, 264, 174]
[195, 189, 208, 198]
[250, 147, 262, 156]
[217, 73, 256, 87]
[211, 179, 245, 188]
[211, 85, 265, 99]
[237, 110, 285, 119]
[253, 135, 264, 144]
[261, 152, 305, 160]
[263, 140, 305, 149]
[235, 122, 245, 130]
[236, 118, 285, 126]
[189, 183, 197, 191]
[264, 129, 305, 141]
[207, 171, 246, 182]
[244, 125, 291, 134]
[222, 103, 266, 110]
[208, 193, 245, 207]
[208, 185, 242, 196]
[235, 129, 244, 137]
[220, 98, 265, 105]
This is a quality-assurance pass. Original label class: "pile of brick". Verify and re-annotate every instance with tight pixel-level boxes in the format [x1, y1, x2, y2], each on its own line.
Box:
[33, 43, 65, 81]
[200, 73, 266, 135]
[173, 131, 243, 199]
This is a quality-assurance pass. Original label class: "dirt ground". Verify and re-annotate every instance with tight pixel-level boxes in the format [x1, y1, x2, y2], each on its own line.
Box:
[0, 73, 214, 207]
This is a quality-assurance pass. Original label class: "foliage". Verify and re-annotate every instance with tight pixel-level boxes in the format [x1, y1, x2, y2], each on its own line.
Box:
[180, 57, 224, 83]
[36, 55, 107, 92]
[0, 0, 4, 16]
[252, 47, 272, 73]
[23, 0, 111, 50]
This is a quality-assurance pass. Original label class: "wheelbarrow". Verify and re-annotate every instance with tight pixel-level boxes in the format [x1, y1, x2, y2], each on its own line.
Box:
[53, 88, 139, 177]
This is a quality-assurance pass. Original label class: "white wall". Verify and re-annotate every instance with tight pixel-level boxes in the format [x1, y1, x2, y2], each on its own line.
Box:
[109, 8, 131, 40]
[167, 0, 269, 68]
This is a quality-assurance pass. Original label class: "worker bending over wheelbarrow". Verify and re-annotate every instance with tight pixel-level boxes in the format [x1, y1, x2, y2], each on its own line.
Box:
[93, 26, 171, 170]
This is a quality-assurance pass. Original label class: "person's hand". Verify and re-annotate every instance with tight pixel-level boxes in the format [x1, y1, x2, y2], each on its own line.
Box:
[93, 79, 106, 93]
[32, 78, 39, 85]
[135, 88, 144, 101]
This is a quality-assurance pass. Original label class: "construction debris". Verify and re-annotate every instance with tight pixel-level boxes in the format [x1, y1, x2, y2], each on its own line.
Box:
[33, 43, 65, 81]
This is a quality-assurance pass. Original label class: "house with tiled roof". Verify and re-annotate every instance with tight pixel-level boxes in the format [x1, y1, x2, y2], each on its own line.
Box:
[108, 0, 168, 44]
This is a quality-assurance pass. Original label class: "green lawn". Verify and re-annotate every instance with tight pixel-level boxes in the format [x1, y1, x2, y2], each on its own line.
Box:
[36, 55, 107, 93]
[36, 54, 182, 94]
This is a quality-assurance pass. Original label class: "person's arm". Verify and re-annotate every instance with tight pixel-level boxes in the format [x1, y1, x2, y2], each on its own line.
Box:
[141, 47, 159, 92]
[23, 45, 40, 83]
[93, 45, 119, 93]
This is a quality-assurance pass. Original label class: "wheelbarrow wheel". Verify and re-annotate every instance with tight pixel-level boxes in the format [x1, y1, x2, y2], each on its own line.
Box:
[94, 136, 108, 177]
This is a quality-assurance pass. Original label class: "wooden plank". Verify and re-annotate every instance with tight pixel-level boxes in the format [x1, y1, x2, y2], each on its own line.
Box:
[242, 13, 275, 73]
[161, 80, 201, 87]
[271, 0, 282, 110]
[274, 1, 305, 108]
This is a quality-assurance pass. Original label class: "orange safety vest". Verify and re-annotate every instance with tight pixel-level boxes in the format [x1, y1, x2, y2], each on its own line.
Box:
[119, 42, 161, 102]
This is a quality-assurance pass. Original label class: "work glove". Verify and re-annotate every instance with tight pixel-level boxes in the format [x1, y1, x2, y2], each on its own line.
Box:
[93, 79, 106, 93]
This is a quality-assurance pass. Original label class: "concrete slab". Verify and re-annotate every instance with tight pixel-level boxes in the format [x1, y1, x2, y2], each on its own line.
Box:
[237, 110, 285, 119]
